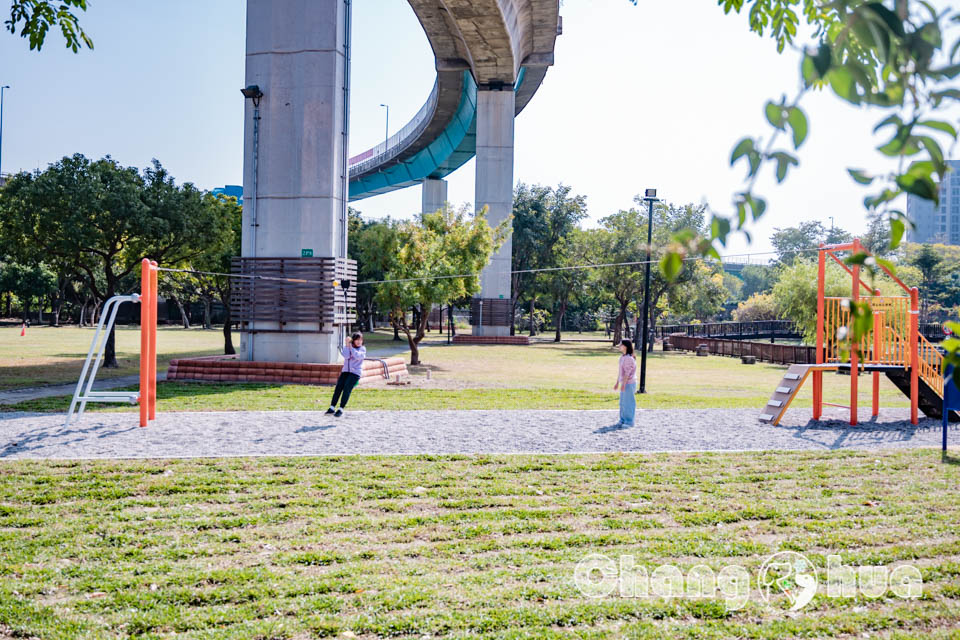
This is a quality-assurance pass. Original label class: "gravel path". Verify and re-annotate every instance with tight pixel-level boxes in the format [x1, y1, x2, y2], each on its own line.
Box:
[0, 407, 952, 459]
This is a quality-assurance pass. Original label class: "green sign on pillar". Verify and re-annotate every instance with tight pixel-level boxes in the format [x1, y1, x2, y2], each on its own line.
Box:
[301, 249, 314, 258]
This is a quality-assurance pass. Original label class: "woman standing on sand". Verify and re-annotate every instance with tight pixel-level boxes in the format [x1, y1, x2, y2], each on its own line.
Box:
[613, 339, 637, 428]
[326, 332, 366, 417]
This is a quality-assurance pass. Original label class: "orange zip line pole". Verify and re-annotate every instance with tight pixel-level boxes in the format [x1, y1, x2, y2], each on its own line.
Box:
[910, 287, 920, 425]
[873, 310, 881, 418]
[150, 261, 158, 421]
[814, 244, 826, 421]
[139, 259, 158, 428]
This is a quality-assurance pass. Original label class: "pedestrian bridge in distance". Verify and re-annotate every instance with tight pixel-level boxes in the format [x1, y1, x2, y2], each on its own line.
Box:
[347, 0, 560, 202]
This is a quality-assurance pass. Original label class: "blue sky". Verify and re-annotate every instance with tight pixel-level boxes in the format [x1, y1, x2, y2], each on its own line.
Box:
[1, 1, 955, 256]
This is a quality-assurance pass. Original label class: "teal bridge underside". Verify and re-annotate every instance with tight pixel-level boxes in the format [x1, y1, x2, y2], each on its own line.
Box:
[348, 68, 526, 201]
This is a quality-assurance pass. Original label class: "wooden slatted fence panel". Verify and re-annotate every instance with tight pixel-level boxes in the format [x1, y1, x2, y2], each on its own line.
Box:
[230, 257, 357, 333]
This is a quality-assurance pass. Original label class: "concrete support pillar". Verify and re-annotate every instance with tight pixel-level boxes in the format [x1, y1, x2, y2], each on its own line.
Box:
[473, 89, 515, 337]
[422, 178, 447, 214]
[240, 0, 348, 364]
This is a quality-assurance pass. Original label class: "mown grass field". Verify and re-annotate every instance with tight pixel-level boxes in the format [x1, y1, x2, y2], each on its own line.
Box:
[0, 449, 958, 638]
[3, 332, 912, 413]
[0, 326, 223, 391]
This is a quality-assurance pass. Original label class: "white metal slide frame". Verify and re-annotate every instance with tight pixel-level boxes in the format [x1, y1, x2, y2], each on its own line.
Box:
[65, 294, 141, 428]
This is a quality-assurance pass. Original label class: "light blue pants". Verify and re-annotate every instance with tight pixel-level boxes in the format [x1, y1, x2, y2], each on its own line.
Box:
[619, 382, 636, 426]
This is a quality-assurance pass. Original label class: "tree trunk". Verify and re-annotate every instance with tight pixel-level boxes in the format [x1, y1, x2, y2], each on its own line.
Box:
[612, 301, 628, 346]
[402, 323, 420, 366]
[104, 285, 119, 368]
[647, 295, 661, 352]
[392, 312, 401, 341]
[223, 308, 235, 355]
[202, 299, 212, 330]
[554, 300, 567, 343]
[448, 304, 456, 336]
[528, 297, 536, 337]
[173, 298, 191, 329]
[634, 297, 643, 350]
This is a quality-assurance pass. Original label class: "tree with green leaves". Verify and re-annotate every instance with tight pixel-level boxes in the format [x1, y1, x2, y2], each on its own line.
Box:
[770, 220, 853, 266]
[739, 264, 776, 298]
[909, 243, 945, 323]
[542, 228, 594, 342]
[732, 292, 779, 322]
[0, 154, 234, 366]
[510, 183, 587, 336]
[672, 263, 729, 322]
[363, 206, 506, 365]
[0, 260, 55, 322]
[6, 0, 91, 51]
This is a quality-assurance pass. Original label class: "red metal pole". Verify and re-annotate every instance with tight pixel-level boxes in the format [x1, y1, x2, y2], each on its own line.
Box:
[850, 239, 861, 426]
[814, 245, 826, 421]
[910, 287, 919, 425]
[139, 258, 150, 428]
[149, 261, 158, 421]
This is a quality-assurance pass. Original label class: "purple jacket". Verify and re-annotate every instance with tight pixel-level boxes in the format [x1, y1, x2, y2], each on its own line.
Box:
[340, 344, 366, 376]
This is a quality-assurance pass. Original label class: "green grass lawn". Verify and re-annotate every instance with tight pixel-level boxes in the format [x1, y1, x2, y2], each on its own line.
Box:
[1, 449, 957, 638]
[1, 327, 914, 413]
[0, 326, 224, 391]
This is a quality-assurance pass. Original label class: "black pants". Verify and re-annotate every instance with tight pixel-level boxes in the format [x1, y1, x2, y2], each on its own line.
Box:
[330, 372, 360, 408]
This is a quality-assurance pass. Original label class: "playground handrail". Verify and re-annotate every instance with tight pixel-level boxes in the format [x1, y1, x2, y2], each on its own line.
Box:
[918, 333, 944, 397]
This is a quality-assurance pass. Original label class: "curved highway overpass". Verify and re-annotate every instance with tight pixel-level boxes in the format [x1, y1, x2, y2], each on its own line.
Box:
[348, 1, 560, 202]
[239, 0, 560, 363]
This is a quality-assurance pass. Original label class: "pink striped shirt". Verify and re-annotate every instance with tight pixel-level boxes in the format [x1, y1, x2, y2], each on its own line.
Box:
[618, 354, 637, 386]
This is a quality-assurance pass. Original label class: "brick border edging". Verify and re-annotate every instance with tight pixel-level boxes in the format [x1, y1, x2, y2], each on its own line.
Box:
[452, 335, 530, 345]
[167, 356, 407, 385]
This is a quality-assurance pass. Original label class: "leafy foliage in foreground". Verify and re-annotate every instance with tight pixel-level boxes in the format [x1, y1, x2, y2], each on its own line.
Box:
[0, 449, 957, 638]
[5, 0, 91, 51]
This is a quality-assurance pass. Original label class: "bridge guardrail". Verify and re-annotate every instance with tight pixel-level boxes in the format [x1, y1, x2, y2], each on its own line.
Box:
[348, 79, 440, 175]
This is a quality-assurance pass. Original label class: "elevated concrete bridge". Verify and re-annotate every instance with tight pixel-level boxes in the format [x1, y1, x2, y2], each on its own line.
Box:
[240, 0, 560, 363]
[348, 1, 560, 205]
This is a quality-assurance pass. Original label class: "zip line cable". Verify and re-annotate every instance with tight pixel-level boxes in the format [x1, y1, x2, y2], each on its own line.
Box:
[154, 246, 832, 288]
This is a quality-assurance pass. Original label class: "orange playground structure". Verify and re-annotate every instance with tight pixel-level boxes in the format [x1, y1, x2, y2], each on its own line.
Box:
[760, 239, 957, 426]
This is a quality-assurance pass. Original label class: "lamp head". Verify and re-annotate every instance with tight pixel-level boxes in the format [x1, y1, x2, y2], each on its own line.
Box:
[644, 188, 657, 199]
[240, 85, 263, 106]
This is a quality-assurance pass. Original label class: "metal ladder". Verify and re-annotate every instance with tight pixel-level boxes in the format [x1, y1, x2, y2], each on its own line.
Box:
[65, 294, 141, 428]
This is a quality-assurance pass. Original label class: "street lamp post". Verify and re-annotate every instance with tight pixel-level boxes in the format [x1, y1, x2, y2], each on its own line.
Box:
[379, 103, 389, 153]
[639, 188, 659, 394]
[0, 85, 10, 178]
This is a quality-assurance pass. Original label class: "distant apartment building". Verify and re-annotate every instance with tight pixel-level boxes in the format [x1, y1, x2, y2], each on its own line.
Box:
[906, 160, 960, 244]
[211, 184, 243, 205]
